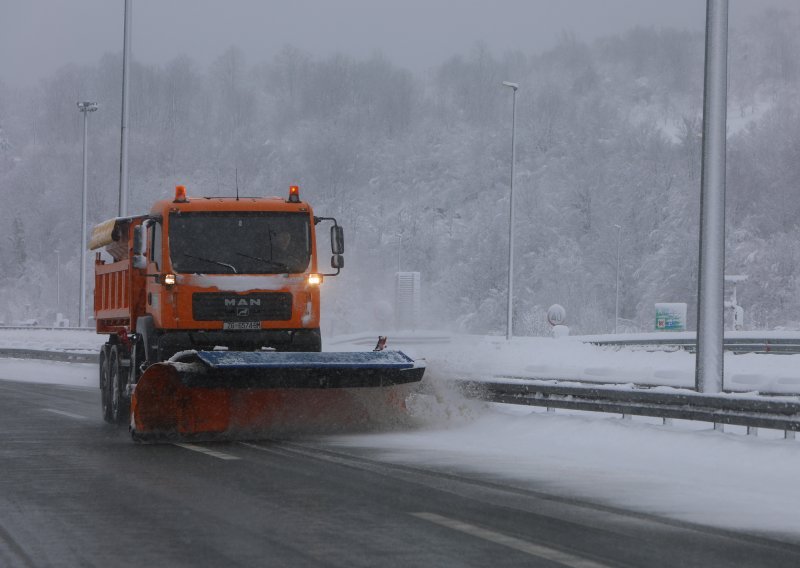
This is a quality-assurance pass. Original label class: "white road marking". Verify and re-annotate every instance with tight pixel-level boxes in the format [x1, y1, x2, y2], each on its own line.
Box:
[173, 443, 241, 461]
[238, 442, 273, 451]
[411, 512, 611, 568]
[42, 408, 88, 420]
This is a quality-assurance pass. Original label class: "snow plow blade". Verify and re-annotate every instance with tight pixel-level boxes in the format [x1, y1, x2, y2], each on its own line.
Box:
[130, 350, 425, 439]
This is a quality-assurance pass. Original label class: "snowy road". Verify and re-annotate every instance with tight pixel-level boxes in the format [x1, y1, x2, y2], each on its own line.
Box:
[1, 376, 800, 567]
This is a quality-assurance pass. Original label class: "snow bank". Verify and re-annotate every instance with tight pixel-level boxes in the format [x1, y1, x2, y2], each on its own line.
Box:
[3, 328, 800, 393]
[0, 328, 102, 354]
[0, 359, 97, 388]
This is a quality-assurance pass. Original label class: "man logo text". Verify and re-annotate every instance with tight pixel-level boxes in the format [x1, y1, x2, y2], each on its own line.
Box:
[225, 299, 262, 307]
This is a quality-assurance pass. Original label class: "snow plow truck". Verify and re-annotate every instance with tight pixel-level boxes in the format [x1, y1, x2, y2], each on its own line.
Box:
[90, 185, 424, 440]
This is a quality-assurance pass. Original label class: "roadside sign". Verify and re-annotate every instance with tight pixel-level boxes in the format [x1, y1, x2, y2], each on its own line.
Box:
[654, 303, 687, 331]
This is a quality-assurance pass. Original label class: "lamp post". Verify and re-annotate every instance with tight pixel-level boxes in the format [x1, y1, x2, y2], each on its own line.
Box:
[613, 224, 622, 333]
[77, 101, 98, 328]
[502, 80, 519, 340]
[119, 0, 132, 216]
[696, 0, 729, 394]
[55, 249, 61, 312]
[397, 233, 402, 273]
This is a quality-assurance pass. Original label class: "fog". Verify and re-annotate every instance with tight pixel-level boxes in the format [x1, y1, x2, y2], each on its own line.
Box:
[2, 0, 794, 86]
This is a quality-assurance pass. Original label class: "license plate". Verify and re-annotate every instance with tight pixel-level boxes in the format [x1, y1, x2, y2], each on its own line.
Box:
[223, 321, 261, 330]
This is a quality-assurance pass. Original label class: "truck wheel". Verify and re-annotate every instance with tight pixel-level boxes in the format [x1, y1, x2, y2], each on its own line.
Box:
[100, 346, 113, 423]
[109, 345, 130, 426]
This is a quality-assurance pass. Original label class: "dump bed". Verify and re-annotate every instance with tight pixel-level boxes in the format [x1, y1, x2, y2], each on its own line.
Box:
[91, 216, 147, 335]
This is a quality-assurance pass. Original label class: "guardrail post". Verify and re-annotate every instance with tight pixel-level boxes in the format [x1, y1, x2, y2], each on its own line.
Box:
[663, 418, 673, 427]
[786, 431, 796, 441]
[747, 426, 758, 437]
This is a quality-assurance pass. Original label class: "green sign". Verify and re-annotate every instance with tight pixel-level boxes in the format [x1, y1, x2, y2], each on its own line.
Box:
[654, 303, 686, 332]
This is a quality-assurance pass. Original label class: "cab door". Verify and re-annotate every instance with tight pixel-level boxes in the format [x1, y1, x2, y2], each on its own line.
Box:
[145, 220, 166, 327]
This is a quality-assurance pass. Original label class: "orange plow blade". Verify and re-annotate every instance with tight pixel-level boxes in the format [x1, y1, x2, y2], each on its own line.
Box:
[130, 350, 424, 440]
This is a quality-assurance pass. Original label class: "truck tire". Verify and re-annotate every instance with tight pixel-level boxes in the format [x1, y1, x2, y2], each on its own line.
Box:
[100, 346, 113, 423]
[109, 345, 130, 426]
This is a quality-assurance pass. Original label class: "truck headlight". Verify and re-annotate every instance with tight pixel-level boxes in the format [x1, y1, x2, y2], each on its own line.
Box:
[307, 274, 322, 286]
[163, 273, 176, 287]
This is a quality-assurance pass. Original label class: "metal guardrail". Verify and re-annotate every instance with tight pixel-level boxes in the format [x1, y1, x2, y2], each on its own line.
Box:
[455, 379, 800, 436]
[0, 348, 98, 364]
[586, 336, 800, 354]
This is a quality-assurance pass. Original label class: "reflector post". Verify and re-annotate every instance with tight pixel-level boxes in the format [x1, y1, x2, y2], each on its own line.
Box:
[288, 185, 300, 203]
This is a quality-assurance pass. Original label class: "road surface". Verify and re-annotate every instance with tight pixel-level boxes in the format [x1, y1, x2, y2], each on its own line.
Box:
[1, 379, 798, 567]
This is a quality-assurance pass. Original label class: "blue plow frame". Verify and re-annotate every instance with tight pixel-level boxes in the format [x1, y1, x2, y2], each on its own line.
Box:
[171, 350, 425, 389]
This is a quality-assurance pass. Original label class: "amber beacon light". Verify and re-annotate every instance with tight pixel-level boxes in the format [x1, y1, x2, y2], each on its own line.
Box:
[288, 185, 300, 203]
[174, 185, 187, 203]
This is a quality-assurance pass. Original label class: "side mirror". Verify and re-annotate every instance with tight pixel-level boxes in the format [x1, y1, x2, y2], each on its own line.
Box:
[331, 225, 344, 255]
[132, 224, 148, 269]
[331, 254, 344, 269]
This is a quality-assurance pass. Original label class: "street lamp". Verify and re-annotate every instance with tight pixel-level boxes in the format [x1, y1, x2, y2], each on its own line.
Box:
[77, 101, 98, 328]
[118, 0, 132, 217]
[613, 224, 622, 333]
[55, 249, 61, 313]
[396, 233, 402, 273]
[502, 80, 519, 340]
[696, 0, 729, 395]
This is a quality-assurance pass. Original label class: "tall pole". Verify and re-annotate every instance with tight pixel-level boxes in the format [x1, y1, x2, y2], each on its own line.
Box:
[397, 233, 402, 273]
[118, 0, 132, 217]
[614, 224, 622, 334]
[55, 249, 60, 312]
[696, 0, 729, 394]
[77, 102, 98, 328]
[502, 81, 519, 341]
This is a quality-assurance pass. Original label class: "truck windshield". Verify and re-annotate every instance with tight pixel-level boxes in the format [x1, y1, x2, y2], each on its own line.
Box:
[169, 211, 311, 275]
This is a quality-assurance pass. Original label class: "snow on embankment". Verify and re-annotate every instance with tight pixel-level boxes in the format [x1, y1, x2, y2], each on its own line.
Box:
[2, 328, 800, 394]
[0, 327, 102, 354]
[331, 332, 800, 395]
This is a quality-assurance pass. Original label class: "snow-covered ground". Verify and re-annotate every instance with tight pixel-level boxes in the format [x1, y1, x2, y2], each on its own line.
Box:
[4, 327, 800, 393]
[328, 331, 800, 395]
[1, 327, 799, 540]
[0, 327, 101, 355]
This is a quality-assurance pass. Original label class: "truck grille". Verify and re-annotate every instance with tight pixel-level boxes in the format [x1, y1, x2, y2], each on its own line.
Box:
[192, 292, 293, 321]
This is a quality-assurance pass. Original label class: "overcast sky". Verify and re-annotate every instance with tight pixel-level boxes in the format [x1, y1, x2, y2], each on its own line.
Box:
[1, 0, 797, 86]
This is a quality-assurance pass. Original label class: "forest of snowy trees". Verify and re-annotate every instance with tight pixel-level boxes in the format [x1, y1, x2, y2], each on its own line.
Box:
[2, 9, 800, 335]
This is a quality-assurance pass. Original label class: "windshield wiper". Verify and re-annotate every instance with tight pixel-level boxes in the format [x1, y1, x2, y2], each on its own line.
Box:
[236, 252, 289, 272]
[182, 253, 238, 273]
